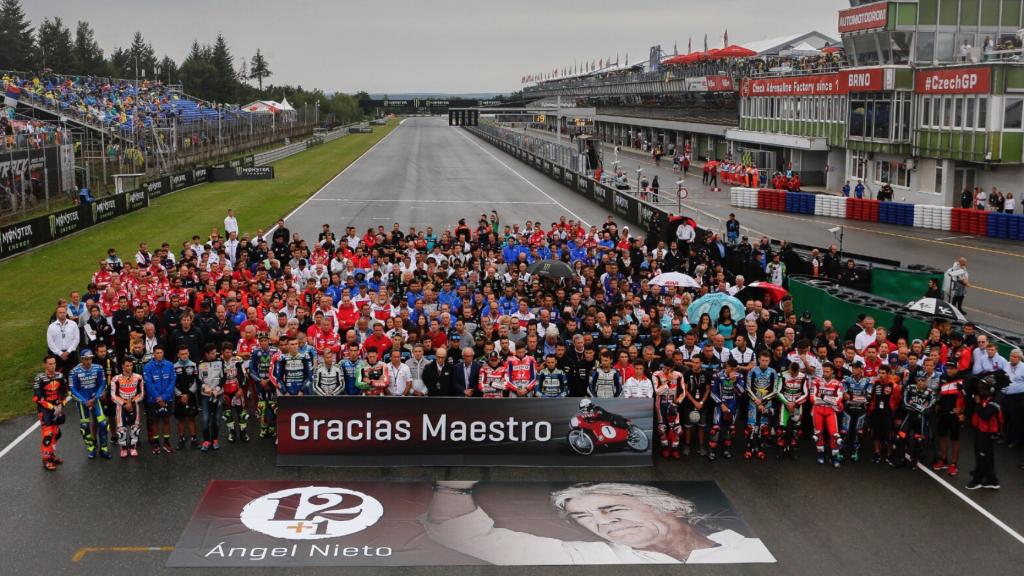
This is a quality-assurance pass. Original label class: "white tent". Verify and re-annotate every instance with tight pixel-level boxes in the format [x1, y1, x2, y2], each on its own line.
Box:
[780, 41, 822, 57]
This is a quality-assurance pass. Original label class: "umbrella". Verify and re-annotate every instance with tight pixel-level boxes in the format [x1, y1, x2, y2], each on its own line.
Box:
[528, 259, 575, 279]
[734, 281, 789, 306]
[905, 298, 967, 322]
[687, 293, 745, 324]
[718, 45, 757, 58]
[650, 272, 700, 289]
[822, 46, 843, 53]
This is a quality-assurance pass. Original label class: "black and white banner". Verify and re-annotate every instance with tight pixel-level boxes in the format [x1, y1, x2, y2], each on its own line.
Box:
[167, 481, 775, 567]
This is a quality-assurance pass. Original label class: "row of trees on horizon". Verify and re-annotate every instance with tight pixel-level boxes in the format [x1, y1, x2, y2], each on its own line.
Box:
[0, 0, 366, 122]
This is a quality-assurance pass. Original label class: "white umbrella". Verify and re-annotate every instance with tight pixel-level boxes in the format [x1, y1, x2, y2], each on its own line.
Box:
[906, 298, 967, 322]
[650, 272, 700, 289]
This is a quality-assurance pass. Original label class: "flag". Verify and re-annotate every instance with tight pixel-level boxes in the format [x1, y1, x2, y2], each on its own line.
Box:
[688, 38, 692, 54]
[704, 34, 708, 52]
[4, 84, 20, 108]
[674, 41, 678, 55]
[724, 29, 729, 47]
[616, 53, 620, 65]
[599, 58, 603, 68]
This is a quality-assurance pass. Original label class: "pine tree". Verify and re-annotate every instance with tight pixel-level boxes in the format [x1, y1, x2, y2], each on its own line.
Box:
[210, 33, 237, 102]
[249, 48, 271, 93]
[157, 55, 178, 85]
[0, 0, 35, 70]
[178, 40, 217, 100]
[73, 20, 106, 76]
[36, 17, 74, 71]
[128, 31, 157, 79]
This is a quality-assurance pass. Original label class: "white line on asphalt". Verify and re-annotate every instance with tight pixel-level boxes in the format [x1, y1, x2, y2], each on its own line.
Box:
[934, 235, 972, 241]
[266, 118, 405, 238]
[0, 420, 39, 461]
[453, 128, 591, 227]
[917, 462, 1024, 545]
[307, 198, 557, 205]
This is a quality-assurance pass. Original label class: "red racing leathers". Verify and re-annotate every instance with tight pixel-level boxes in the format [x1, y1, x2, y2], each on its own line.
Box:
[478, 363, 516, 398]
[810, 376, 844, 461]
[506, 356, 538, 395]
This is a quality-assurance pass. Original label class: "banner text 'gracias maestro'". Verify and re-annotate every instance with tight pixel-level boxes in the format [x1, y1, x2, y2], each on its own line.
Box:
[276, 396, 653, 467]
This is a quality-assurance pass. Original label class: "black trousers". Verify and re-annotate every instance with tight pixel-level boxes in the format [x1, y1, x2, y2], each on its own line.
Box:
[1001, 393, 1024, 445]
[971, 431, 998, 484]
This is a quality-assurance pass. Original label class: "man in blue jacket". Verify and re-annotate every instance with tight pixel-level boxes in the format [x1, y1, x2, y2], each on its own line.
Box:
[70, 349, 111, 459]
[143, 345, 177, 454]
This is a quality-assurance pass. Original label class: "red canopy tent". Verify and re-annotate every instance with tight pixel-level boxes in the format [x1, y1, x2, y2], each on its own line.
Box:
[717, 45, 757, 58]
[702, 48, 722, 60]
[822, 46, 843, 53]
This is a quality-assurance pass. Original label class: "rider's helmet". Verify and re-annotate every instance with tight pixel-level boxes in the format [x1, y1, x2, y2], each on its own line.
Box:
[578, 398, 592, 410]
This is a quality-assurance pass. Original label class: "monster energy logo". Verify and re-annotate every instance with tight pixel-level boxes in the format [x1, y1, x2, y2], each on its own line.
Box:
[0, 223, 33, 254]
[92, 198, 117, 222]
[614, 195, 629, 215]
[126, 190, 147, 211]
[49, 210, 80, 237]
[640, 205, 656, 227]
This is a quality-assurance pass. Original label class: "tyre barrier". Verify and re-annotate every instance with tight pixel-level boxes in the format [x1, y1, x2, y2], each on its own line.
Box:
[730, 187, 1023, 241]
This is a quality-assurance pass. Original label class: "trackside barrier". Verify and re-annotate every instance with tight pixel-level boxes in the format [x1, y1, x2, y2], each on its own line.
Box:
[729, 187, 1022, 241]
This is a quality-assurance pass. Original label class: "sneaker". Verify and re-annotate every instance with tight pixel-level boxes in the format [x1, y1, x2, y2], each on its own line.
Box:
[682, 446, 690, 457]
[722, 450, 732, 459]
[241, 431, 250, 443]
[948, 464, 959, 477]
[757, 451, 766, 461]
[100, 449, 112, 460]
[152, 445, 162, 455]
[932, 459, 947, 471]
[227, 432, 236, 444]
[200, 441, 210, 452]
[707, 451, 716, 461]
[44, 460, 58, 471]
[833, 459, 841, 468]
[161, 442, 174, 454]
[190, 436, 199, 449]
[212, 440, 220, 450]
[87, 450, 97, 460]
[743, 450, 753, 460]
[129, 448, 139, 457]
[672, 450, 681, 460]
[120, 448, 129, 458]
[983, 483, 1001, 490]
[965, 480, 983, 490]
[661, 448, 671, 458]
[817, 454, 825, 465]
[176, 438, 186, 451]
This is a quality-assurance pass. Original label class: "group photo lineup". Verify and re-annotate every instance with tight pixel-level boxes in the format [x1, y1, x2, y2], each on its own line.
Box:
[1, 0, 1023, 574]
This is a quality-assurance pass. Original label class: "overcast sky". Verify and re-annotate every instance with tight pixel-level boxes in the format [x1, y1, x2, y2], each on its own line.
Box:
[28, 0, 847, 94]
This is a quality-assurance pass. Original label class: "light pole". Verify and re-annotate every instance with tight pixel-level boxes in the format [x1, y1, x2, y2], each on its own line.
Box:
[635, 166, 643, 198]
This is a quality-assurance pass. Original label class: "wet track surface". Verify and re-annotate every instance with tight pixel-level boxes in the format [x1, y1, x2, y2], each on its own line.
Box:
[2, 117, 1022, 575]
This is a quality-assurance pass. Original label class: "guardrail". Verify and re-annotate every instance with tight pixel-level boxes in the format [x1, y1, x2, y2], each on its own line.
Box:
[0, 121, 365, 260]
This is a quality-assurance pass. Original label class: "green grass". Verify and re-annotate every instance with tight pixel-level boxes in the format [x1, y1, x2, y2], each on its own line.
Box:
[0, 119, 398, 420]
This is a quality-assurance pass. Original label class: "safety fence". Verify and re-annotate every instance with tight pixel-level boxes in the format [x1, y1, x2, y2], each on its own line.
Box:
[0, 122, 365, 261]
[730, 187, 1024, 241]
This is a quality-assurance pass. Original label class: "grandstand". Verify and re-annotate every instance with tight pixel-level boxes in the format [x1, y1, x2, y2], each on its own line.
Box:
[1, 70, 323, 216]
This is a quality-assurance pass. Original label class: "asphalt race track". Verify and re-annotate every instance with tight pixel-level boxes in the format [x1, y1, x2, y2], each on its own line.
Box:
[1, 117, 1022, 575]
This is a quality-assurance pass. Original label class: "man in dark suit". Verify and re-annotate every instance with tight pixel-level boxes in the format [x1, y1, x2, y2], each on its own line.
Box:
[422, 346, 455, 396]
[452, 347, 481, 397]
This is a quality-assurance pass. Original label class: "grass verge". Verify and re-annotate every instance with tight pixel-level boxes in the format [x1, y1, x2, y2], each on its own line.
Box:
[0, 119, 397, 420]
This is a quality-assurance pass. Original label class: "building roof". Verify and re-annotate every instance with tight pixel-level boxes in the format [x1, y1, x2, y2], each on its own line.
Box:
[739, 31, 838, 56]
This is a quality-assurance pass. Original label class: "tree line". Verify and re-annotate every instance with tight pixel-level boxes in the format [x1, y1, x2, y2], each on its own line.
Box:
[0, 0, 364, 123]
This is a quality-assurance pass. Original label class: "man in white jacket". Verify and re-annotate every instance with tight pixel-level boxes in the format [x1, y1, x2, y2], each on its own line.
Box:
[422, 481, 774, 565]
[47, 306, 81, 375]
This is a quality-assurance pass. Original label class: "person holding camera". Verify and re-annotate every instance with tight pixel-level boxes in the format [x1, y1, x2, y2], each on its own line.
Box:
[966, 375, 1003, 490]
